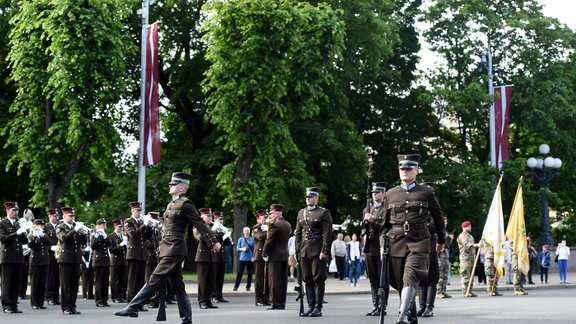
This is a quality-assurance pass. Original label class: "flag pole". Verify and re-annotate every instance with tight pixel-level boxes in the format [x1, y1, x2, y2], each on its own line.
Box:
[137, 0, 150, 214]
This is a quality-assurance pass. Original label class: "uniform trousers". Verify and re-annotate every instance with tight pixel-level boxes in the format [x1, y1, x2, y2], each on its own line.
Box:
[300, 256, 328, 285]
[30, 264, 48, 308]
[253, 261, 270, 303]
[110, 264, 127, 301]
[212, 262, 226, 299]
[1, 263, 23, 310]
[268, 261, 288, 307]
[388, 252, 428, 291]
[94, 266, 110, 305]
[365, 255, 382, 288]
[59, 263, 81, 312]
[196, 261, 217, 304]
[46, 257, 60, 302]
[127, 260, 146, 301]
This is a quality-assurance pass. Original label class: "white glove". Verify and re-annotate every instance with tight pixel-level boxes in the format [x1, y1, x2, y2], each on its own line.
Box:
[74, 223, 83, 231]
[85, 261, 90, 268]
[120, 240, 128, 247]
[98, 229, 107, 239]
[260, 224, 268, 232]
[147, 219, 159, 228]
[211, 223, 219, 232]
[263, 256, 269, 262]
[16, 226, 27, 235]
[84, 246, 92, 252]
[51, 245, 59, 252]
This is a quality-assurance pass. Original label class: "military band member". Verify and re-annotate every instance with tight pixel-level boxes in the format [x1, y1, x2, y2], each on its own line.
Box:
[262, 204, 291, 310]
[457, 220, 479, 297]
[28, 218, 51, 309]
[252, 209, 271, 306]
[0, 202, 27, 314]
[45, 209, 61, 305]
[145, 212, 162, 308]
[109, 219, 128, 303]
[361, 182, 388, 317]
[81, 241, 94, 300]
[436, 215, 452, 299]
[91, 218, 111, 307]
[211, 211, 229, 303]
[124, 201, 151, 304]
[115, 172, 221, 324]
[194, 208, 219, 309]
[295, 187, 333, 317]
[378, 154, 446, 324]
[57, 207, 88, 315]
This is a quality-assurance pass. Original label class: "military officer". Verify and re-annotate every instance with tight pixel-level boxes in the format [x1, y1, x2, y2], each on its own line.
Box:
[295, 187, 333, 317]
[436, 215, 452, 299]
[124, 201, 151, 304]
[252, 209, 271, 306]
[109, 219, 128, 303]
[211, 211, 229, 304]
[361, 182, 388, 317]
[57, 207, 88, 315]
[194, 208, 219, 309]
[45, 209, 61, 305]
[91, 218, 111, 307]
[378, 154, 446, 324]
[28, 218, 51, 309]
[115, 172, 221, 324]
[262, 204, 291, 310]
[457, 220, 479, 297]
[0, 202, 27, 314]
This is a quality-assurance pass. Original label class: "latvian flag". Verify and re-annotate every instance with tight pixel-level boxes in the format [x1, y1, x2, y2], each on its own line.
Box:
[494, 85, 513, 170]
[143, 22, 160, 166]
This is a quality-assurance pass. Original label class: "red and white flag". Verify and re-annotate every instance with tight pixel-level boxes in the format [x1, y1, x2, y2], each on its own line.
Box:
[494, 85, 512, 169]
[143, 22, 160, 166]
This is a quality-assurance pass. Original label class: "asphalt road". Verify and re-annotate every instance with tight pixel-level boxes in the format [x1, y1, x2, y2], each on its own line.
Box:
[7, 287, 575, 324]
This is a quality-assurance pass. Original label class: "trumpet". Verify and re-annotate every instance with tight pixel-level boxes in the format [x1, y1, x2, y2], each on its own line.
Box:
[332, 215, 351, 232]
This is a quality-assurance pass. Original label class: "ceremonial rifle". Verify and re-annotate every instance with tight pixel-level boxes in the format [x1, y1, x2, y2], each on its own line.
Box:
[295, 260, 305, 316]
[379, 235, 389, 324]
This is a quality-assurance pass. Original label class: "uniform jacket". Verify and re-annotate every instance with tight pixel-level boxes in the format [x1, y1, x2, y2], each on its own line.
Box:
[44, 221, 60, 262]
[193, 226, 212, 262]
[91, 234, 111, 267]
[295, 206, 333, 258]
[124, 217, 150, 261]
[252, 223, 267, 262]
[210, 228, 226, 263]
[109, 231, 127, 266]
[147, 228, 161, 265]
[457, 231, 475, 262]
[161, 196, 217, 258]
[262, 217, 291, 261]
[28, 232, 51, 266]
[361, 201, 386, 256]
[0, 217, 27, 264]
[56, 222, 88, 264]
[379, 183, 446, 258]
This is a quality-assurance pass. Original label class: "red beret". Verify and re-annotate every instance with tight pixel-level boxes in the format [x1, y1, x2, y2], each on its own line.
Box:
[461, 221, 471, 228]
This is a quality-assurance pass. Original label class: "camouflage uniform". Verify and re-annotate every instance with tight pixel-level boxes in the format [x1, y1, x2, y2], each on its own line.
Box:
[512, 253, 527, 295]
[436, 233, 452, 298]
[484, 244, 501, 296]
[457, 230, 476, 296]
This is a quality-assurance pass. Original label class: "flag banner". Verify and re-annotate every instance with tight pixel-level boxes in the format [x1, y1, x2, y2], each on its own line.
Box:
[481, 178, 506, 277]
[505, 178, 530, 275]
[494, 85, 513, 169]
[143, 22, 160, 166]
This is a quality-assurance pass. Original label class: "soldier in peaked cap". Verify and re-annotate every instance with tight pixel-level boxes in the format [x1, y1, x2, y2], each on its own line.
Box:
[45, 208, 61, 305]
[252, 209, 271, 306]
[378, 154, 446, 324]
[193, 208, 219, 309]
[144, 212, 163, 308]
[109, 219, 128, 303]
[115, 172, 221, 324]
[262, 204, 291, 310]
[91, 218, 111, 307]
[124, 201, 151, 305]
[28, 218, 51, 309]
[0, 202, 26, 314]
[361, 182, 388, 316]
[295, 187, 333, 317]
[211, 211, 229, 304]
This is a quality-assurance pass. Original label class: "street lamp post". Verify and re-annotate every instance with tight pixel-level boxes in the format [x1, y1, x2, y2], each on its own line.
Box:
[526, 144, 562, 247]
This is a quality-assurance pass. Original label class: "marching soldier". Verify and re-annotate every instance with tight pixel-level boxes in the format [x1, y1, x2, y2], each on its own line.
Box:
[436, 215, 452, 299]
[361, 182, 388, 317]
[0, 201, 27, 314]
[262, 204, 291, 310]
[295, 187, 333, 317]
[28, 219, 51, 309]
[115, 171, 221, 324]
[56, 207, 88, 315]
[211, 211, 229, 304]
[252, 209, 271, 306]
[457, 220, 479, 297]
[45, 209, 61, 305]
[124, 201, 151, 304]
[91, 218, 111, 307]
[378, 154, 446, 324]
[109, 219, 128, 303]
[194, 208, 219, 309]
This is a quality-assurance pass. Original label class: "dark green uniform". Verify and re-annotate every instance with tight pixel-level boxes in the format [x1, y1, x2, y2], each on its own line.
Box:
[262, 214, 291, 309]
[252, 220, 270, 306]
[361, 198, 386, 316]
[56, 220, 88, 314]
[0, 213, 27, 313]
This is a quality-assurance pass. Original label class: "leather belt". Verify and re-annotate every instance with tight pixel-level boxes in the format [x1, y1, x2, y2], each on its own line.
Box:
[162, 231, 184, 238]
[391, 222, 427, 232]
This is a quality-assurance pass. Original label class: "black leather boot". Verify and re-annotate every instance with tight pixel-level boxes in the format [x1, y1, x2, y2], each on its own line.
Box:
[115, 285, 155, 318]
[417, 286, 427, 317]
[366, 286, 380, 316]
[397, 286, 417, 324]
[176, 294, 192, 324]
[309, 284, 324, 317]
[302, 284, 316, 316]
[422, 286, 435, 317]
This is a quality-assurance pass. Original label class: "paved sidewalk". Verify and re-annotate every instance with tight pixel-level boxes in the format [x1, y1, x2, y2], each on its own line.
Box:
[183, 270, 575, 298]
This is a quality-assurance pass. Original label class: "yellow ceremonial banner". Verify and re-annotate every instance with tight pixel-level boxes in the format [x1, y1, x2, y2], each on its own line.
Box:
[505, 178, 530, 275]
[481, 177, 506, 277]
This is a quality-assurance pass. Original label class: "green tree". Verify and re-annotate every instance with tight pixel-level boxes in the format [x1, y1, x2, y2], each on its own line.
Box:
[203, 0, 345, 238]
[6, 0, 131, 208]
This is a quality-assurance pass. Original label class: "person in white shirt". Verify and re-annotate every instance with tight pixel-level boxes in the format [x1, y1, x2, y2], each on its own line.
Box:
[347, 234, 361, 286]
[556, 240, 571, 284]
